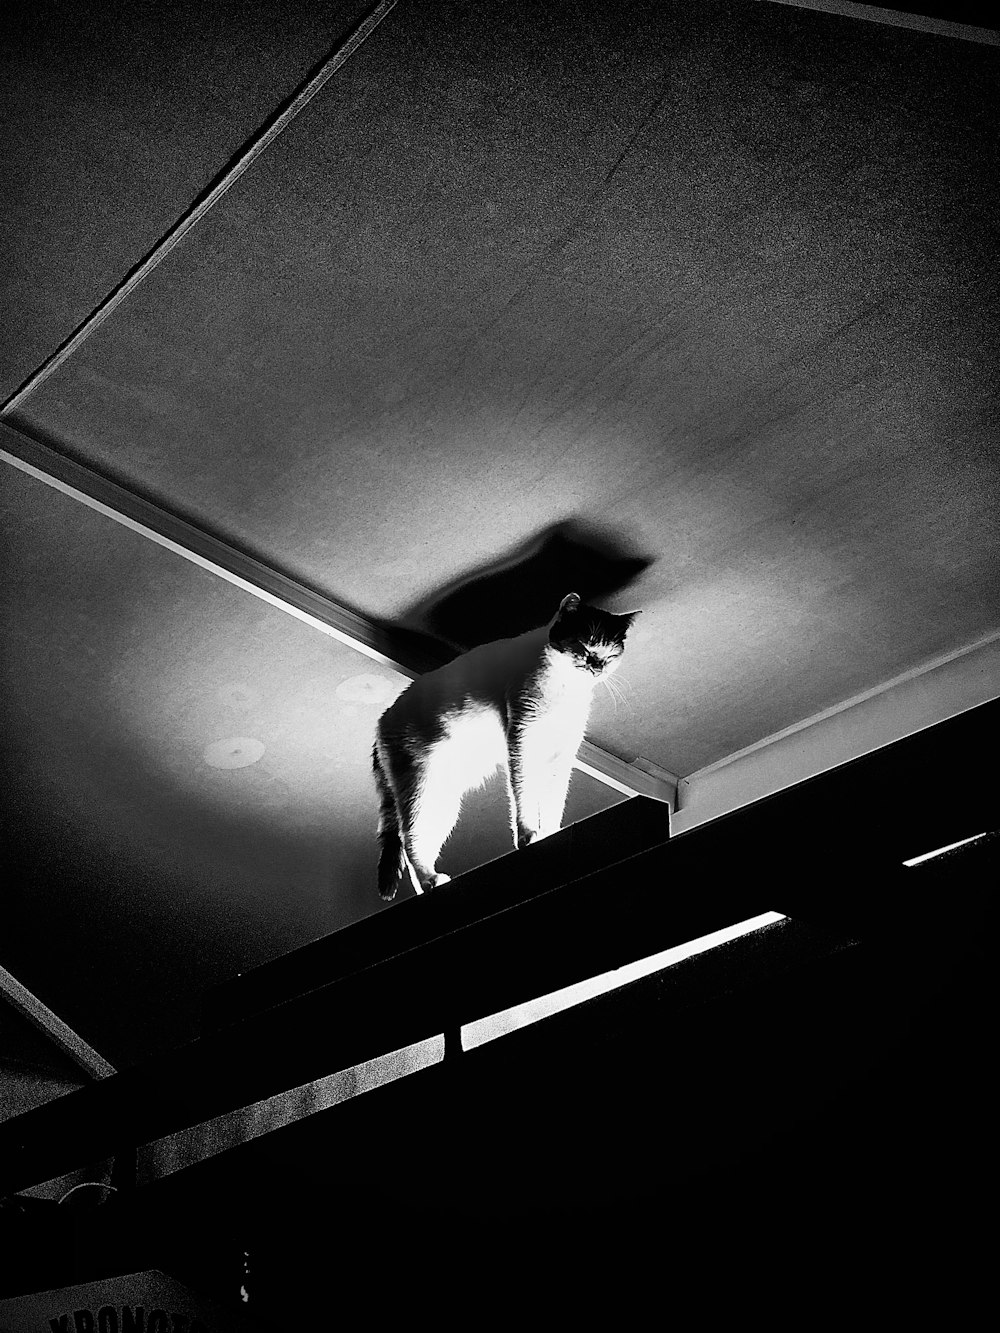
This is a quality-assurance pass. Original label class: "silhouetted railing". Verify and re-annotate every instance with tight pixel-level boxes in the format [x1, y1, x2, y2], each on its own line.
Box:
[0, 699, 996, 1198]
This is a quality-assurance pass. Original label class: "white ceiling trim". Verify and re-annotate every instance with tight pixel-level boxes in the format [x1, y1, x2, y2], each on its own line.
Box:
[673, 627, 1000, 833]
[0, 424, 410, 670]
[1, 423, 675, 803]
[3, 422, 994, 815]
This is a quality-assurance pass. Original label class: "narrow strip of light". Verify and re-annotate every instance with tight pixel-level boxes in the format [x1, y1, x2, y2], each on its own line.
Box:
[462, 911, 786, 1051]
[135, 914, 788, 1181]
[902, 832, 989, 866]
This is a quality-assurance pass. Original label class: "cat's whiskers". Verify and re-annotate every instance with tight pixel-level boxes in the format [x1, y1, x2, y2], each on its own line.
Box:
[599, 673, 620, 716]
[600, 672, 634, 718]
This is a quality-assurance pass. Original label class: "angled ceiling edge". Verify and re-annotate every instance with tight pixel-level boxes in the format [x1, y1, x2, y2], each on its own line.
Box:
[0, 422, 676, 805]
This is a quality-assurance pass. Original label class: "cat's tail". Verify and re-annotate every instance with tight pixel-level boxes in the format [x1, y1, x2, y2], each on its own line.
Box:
[373, 741, 406, 900]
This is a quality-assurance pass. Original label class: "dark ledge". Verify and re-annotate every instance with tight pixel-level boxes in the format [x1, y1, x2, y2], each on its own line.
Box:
[0, 699, 995, 1198]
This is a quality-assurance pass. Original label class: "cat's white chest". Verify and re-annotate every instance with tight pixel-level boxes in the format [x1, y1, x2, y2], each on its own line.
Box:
[433, 704, 508, 787]
[535, 650, 596, 708]
[520, 654, 593, 761]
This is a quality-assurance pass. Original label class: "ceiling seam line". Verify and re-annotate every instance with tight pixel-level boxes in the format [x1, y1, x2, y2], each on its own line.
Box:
[1, 421, 674, 804]
[0, 0, 401, 419]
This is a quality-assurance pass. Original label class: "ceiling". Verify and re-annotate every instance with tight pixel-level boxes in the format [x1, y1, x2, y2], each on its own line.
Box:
[2, 0, 998, 1074]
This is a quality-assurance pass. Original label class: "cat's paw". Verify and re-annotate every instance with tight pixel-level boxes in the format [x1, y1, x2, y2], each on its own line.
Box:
[420, 872, 451, 892]
[517, 830, 540, 850]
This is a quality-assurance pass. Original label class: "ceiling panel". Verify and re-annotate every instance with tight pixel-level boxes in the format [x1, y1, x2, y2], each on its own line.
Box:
[8, 0, 999, 777]
[0, 464, 623, 1063]
[0, 0, 372, 398]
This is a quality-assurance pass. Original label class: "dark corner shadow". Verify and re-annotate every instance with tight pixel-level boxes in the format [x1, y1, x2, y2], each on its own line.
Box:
[389, 519, 654, 653]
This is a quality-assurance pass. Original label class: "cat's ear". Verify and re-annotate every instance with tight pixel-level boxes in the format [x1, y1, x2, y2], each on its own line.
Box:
[558, 592, 582, 616]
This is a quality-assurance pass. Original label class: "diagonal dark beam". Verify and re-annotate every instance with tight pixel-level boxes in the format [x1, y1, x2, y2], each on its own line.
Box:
[0, 699, 994, 1197]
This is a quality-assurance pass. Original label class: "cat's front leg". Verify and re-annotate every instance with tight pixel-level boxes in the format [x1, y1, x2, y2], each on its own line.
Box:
[508, 751, 575, 849]
[506, 741, 542, 850]
[537, 754, 575, 841]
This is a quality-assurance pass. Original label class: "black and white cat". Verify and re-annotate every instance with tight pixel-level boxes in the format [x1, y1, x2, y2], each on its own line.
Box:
[372, 592, 638, 898]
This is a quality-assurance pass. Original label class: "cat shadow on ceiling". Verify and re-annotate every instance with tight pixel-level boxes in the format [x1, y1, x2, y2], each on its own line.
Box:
[393, 519, 653, 654]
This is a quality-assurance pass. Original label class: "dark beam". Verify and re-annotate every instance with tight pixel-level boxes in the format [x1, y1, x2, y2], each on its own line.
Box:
[0, 699, 995, 1196]
[205, 694, 998, 1035]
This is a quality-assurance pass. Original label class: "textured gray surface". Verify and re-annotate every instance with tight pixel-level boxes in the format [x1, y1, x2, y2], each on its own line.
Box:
[9, 0, 999, 775]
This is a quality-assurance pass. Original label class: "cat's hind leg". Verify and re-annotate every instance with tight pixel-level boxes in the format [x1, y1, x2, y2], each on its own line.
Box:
[373, 741, 408, 900]
[398, 755, 462, 893]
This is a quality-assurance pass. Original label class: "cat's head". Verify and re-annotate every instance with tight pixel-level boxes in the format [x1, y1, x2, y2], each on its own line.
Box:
[548, 592, 638, 677]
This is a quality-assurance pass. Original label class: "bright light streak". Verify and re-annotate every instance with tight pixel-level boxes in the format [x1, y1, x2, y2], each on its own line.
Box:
[461, 911, 787, 1051]
[902, 833, 989, 866]
[137, 1035, 445, 1183]
[135, 914, 790, 1182]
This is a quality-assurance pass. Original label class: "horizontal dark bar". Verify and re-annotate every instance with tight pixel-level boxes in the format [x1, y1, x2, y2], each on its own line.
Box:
[0, 856, 767, 1196]
[203, 793, 674, 1032]
[137, 915, 866, 1205]
[0, 843, 989, 1199]
[1, 699, 996, 1195]
[206, 695, 999, 1033]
